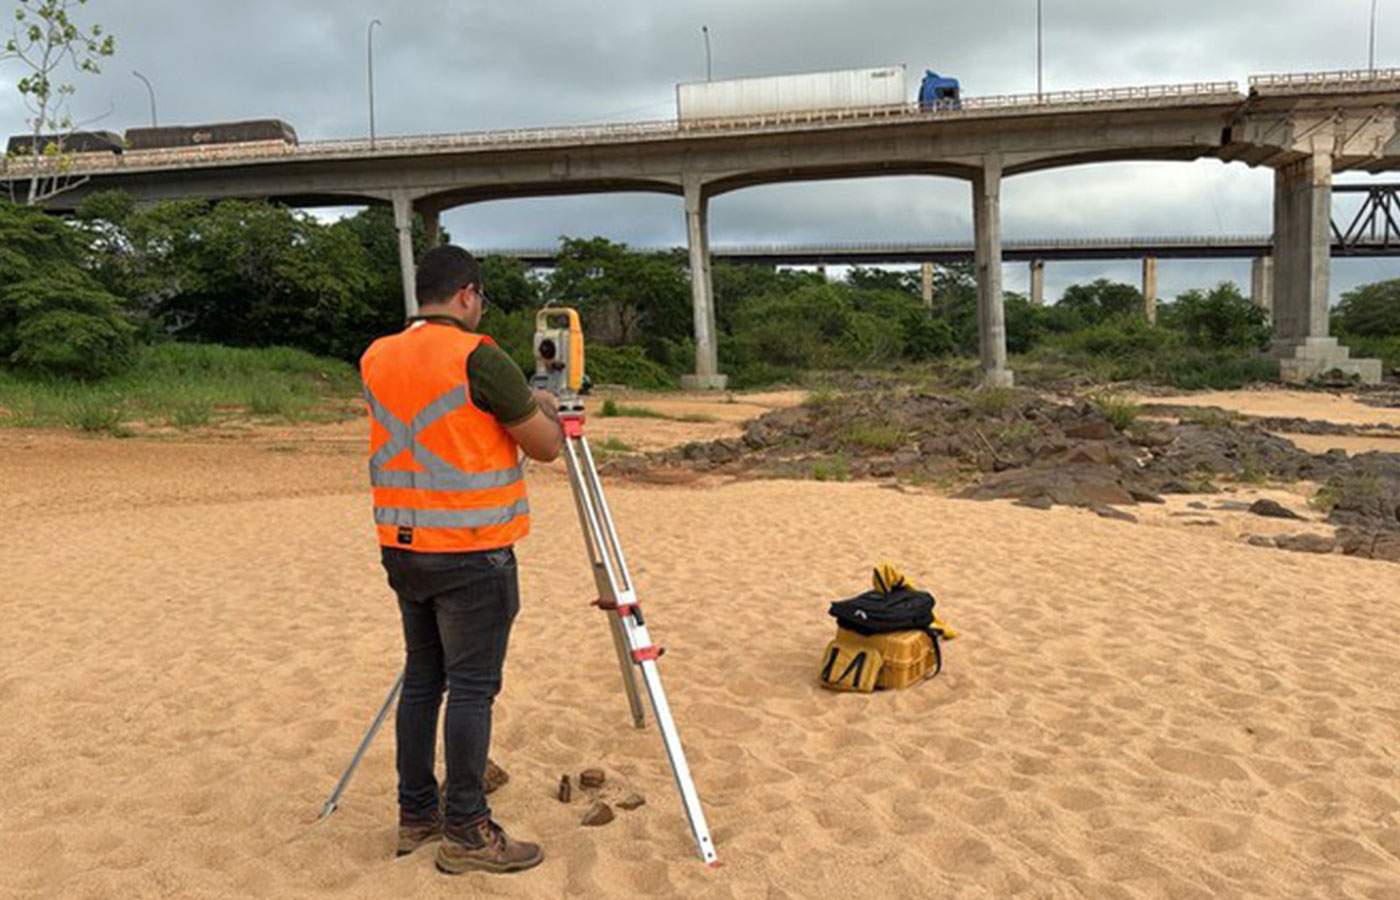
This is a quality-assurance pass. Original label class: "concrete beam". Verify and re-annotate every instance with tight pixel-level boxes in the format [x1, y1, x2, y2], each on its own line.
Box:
[1142, 257, 1158, 324]
[973, 156, 1012, 387]
[921, 262, 934, 308]
[391, 190, 418, 318]
[1029, 260, 1045, 305]
[681, 175, 726, 390]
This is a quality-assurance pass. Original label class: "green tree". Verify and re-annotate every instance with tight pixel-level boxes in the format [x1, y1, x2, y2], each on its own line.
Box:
[1159, 282, 1270, 351]
[479, 254, 541, 314]
[3, 0, 115, 205]
[545, 237, 690, 348]
[1334, 279, 1400, 337]
[0, 197, 133, 377]
[1055, 279, 1145, 328]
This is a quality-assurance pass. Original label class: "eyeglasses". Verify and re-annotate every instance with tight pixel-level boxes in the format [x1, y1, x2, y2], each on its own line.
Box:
[460, 282, 491, 311]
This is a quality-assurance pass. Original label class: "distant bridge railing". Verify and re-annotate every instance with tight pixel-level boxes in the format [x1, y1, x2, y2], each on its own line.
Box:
[1250, 67, 1400, 92]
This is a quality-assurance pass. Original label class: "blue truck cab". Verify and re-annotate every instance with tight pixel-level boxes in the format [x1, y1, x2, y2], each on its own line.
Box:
[919, 72, 961, 111]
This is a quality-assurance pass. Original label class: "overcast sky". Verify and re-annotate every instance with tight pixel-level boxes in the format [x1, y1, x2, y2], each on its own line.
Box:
[3, 0, 1399, 301]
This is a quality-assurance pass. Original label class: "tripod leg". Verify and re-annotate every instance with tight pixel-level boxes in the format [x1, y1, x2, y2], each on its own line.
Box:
[318, 670, 405, 820]
[563, 435, 645, 727]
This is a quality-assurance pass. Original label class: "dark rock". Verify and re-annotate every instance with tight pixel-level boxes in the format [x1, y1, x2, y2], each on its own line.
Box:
[1065, 419, 1118, 441]
[1053, 443, 1114, 467]
[557, 775, 572, 803]
[1014, 495, 1054, 510]
[1159, 480, 1194, 494]
[1275, 534, 1337, 554]
[1375, 535, 1400, 562]
[581, 801, 615, 827]
[1131, 431, 1175, 448]
[1183, 520, 1220, 527]
[484, 759, 509, 794]
[893, 449, 922, 468]
[579, 768, 606, 789]
[1129, 488, 1166, 504]
[1092, 504, 1138, 523]
[1213, 501, 1254, 512]
[618, 794, 646, 811]
[870, 458, 896, 478]
[1245, 535, 1277, 548]
[1249, 499, 1304, 521]
[1188, 501, 1208, 510]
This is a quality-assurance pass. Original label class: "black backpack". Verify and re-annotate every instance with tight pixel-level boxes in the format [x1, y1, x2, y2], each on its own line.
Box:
[828, 585, 937, 635]
[828, 585, 947, 675]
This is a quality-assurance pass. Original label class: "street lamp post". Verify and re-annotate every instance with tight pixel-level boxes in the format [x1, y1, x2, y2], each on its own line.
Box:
[1037, 0, 1044, 100]
[368, 18, 382, 149]
[1370, 0, 1380, 74]
[132, 70, 157, 127]
[702, 25, 712, 82]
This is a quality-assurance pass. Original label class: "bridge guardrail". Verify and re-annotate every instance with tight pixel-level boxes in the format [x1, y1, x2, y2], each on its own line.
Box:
[1250, 68, 1400, 92]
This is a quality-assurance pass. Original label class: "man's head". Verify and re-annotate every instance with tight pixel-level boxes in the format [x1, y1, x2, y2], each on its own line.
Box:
[416, 245, 487, 329]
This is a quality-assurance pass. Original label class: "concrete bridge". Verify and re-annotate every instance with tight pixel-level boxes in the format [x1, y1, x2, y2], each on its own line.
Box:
[8, 68, 1400, 385]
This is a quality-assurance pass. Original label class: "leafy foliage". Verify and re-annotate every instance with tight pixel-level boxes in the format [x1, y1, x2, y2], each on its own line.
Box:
[1158, 282, 1270, 350]
[1334, 279, 1400, 338]
[4, 0, 116, 204]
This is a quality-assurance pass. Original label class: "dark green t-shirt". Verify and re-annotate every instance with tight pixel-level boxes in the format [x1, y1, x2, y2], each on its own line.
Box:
[467, 341, 537, 425]
[406, 316, 537, 426]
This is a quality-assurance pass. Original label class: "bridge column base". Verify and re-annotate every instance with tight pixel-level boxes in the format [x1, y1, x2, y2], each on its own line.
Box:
[1274, 337, 1383, 385]
[680, 374, 730, 391]
[981, 368, 1015, 388]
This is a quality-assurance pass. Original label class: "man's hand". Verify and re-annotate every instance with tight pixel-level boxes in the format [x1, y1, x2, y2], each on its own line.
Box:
[531, 388, 560, 423]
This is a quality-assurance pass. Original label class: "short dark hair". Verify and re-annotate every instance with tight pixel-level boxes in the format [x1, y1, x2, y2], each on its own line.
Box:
[416, 245, 482, 305]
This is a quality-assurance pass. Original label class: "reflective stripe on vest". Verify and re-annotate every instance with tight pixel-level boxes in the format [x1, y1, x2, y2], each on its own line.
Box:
[363, 384, 524, 492]
[373, 498, 532, 529]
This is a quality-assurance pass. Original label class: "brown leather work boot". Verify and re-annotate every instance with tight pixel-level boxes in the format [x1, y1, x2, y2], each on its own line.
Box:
[396, 810, 444, 857]
[435, 818, 544, 875]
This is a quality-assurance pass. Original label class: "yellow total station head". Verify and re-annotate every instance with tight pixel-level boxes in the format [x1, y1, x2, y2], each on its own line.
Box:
[532, 307, 585, 397]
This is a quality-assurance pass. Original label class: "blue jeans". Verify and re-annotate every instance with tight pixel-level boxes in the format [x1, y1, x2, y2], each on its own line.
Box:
[381, 545, 519, 828]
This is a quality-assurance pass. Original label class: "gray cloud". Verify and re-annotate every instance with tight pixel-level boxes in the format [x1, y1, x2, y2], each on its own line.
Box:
[3, 0, 1399, 300]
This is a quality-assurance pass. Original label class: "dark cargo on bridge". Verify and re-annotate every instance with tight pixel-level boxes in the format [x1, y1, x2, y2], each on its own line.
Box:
[124, 119, 298, 150]
[6, 130, 124, 157]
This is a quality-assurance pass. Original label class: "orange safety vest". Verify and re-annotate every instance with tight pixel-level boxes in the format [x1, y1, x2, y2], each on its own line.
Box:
[359, 320, 530, 552]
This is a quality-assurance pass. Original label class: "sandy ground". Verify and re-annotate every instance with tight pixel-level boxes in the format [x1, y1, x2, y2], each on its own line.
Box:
[3, 390, 1400, 900]
[1138, 389, 1400, 430]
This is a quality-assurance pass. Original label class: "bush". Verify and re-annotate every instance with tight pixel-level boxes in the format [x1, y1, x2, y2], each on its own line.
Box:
[1166, 354, 1277, 390]
[10, 308, 136, 380]
[1334, 280, 1400, 337]
[1158, 283, 1270, 351]
[586, 344, 674, 389]
[1089, 393, 1140, 430]
[62, 395, 125, 433]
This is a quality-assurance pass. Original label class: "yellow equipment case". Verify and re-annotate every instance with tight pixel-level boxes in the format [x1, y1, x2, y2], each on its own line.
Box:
[832, 628, 939, 690]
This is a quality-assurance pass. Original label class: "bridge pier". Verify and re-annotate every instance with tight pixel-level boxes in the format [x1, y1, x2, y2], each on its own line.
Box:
[1142, 257, 1158, 324]
[973, 156, 1012, 386]
[1029, 260, 1045, 305]
[1251, 256, 1274, 319]
[422, 209, 442, 250]
[681, 177, 726, 390]
[921, 262, 934, 308]
[1272, 153, 1381, 383]
[391, 191, 419, 318]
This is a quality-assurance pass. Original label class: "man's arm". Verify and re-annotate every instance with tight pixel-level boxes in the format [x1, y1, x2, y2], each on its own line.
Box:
[505, 390, 563, 463]
[466, 344, 563, 463]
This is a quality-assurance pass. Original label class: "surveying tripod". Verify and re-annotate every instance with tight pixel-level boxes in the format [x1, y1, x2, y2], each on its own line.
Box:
[320, 309, 717, 867]
[537, 308, 717, 866]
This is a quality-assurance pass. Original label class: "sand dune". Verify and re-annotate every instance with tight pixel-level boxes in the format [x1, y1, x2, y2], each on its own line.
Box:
[3, 413, 1400, 899]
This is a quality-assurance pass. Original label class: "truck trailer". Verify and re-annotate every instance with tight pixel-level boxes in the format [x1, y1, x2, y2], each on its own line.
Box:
[676, 65, 908, 122]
